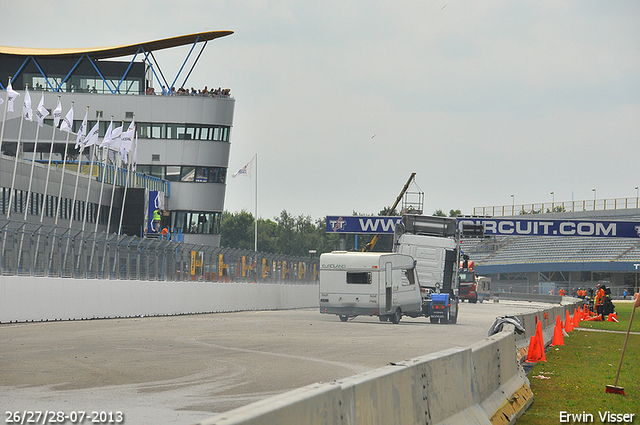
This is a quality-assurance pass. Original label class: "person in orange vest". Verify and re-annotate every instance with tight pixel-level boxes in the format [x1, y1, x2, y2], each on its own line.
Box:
[559, 288, 566, 296]
[595, 284, 605, 320]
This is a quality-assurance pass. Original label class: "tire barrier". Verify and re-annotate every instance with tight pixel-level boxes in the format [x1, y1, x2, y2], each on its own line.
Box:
[196, 301, 584, 425]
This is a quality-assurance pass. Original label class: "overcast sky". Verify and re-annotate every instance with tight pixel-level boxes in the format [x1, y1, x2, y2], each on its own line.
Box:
[4, 1, 639, 221]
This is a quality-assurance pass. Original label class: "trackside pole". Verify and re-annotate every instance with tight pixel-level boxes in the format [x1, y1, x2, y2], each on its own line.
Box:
[605, 302, 637, 395]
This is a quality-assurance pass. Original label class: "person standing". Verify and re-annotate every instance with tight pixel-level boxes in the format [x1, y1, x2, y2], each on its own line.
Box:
[595, 284, 605, 320]
[153, 207, 161, 233]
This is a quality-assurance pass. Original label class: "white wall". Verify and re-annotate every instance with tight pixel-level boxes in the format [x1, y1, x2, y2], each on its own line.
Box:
[0, 276, 319, 323]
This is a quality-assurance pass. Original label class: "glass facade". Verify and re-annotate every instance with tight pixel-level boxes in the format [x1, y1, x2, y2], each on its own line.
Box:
[171, 211, 221, 234]
[137, 165, 226, 184]
[42, 120, 231, 143]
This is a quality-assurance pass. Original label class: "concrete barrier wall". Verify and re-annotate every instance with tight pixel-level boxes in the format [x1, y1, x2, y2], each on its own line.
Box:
[1, 274, 583, 424]
[0, 276, 319, 323]
[195, 300, 584, 425]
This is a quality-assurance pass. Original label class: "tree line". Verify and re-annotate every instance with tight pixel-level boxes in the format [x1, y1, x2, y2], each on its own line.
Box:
[220, 208, 462, 256]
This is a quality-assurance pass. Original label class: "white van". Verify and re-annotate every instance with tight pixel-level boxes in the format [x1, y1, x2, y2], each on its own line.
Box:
[319, 251, 422, 324]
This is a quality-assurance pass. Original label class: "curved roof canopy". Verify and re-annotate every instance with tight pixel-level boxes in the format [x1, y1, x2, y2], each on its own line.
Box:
[0, 30, 233, 59]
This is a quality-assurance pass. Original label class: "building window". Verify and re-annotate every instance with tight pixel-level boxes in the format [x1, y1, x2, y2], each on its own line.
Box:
[137, 165, 226, 184]
[180, 166, 195, 182]
[171, 211, 222, 234]
[137, 123, 230, 141]
[165, 166, 181, 181]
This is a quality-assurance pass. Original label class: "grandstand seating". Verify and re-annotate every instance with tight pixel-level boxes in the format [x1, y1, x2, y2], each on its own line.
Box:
[461, 236, 640, 265]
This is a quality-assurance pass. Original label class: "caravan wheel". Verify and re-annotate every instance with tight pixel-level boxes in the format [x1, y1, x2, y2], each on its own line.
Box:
[390, 308, 402, 324]
[339, 315, 349, 322]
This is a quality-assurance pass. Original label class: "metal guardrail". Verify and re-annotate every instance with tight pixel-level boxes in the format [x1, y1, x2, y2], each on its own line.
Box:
[474, 197, 640, 217]
[0, 220, 319, 283]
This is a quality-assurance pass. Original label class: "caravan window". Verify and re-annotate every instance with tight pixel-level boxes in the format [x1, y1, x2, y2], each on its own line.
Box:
[402, 268, 417, 286]
[347, 272, 371, 284]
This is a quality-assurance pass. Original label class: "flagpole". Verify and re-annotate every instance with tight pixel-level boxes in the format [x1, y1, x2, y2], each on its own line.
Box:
[94, 116, 113, 234]
[117, 152, 132, 236]
[40, 96, 61, 222]
[23, 111, 41, 221]
[254, 153, 258, 251]
[0, 77, 16, 157]
[118, 119, 135, 235]
[69, 106, 89, 228]
[82, 120, 100, 232]
[54, 101, 74, 226]
[24, 91, 48, 221]
[0, 80, 9, 157]
[90, 117, 112, 277]
[7, 84, 29, 219]
[106, 120, 124, 234]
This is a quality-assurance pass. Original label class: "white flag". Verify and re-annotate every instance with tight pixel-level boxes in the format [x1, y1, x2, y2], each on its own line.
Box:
[60, 106, 74, 132]
[232, 157, 254, 177]
[75, 109, 88, 149]
[6, 81, 19, 113]
[52, 98, 62, 127]
[109, 125, 123, 151]
[99, 121, 113, 148]
[35, 93, 49, 127]
[23, 87, 32, 121]
[84, 121, 100, 148]
[132, 132, 138, 171]
[120, 119, 134, 153]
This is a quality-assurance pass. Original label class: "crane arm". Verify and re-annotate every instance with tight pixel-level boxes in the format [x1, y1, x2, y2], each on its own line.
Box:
[363, 172, 416, 252]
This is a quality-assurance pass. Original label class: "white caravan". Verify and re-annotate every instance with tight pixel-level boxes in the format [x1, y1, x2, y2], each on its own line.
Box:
[319, 251, 422, 324]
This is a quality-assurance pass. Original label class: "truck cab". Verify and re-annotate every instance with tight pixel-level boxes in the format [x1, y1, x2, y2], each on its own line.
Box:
[458, 267, 478, 303]
[393, 215, 461, 324]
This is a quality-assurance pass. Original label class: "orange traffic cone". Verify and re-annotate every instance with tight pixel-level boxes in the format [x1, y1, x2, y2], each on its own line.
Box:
[573, 308, 580, 328]
[584, 315, 602, 321]
[526, 321, 546, 362]
[526, 336, 540, 362]
[551, 315, 564, 346]
[607, 313, 619, 323]
[535, 320, 546, 362]
[565, 310, 574, 332]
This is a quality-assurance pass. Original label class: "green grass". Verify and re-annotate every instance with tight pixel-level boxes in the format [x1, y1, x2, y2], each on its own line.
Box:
[517, 304, 640, 424]
[576, 301, 640, 333]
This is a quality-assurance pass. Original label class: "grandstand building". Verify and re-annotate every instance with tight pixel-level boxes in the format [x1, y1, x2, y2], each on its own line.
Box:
[0, 31, 234, 246]
[461, 208, 640, 297]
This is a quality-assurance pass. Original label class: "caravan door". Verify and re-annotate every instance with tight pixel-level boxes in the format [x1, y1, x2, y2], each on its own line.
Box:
[385, 262, 393, 312]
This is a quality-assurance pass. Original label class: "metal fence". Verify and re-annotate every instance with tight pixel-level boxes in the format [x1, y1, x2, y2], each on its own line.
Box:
[0, 219, 319, 283]
[473, 197, 640, 217]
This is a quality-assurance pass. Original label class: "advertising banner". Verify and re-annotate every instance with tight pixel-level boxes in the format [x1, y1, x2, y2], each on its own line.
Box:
[325, 216, 402, 234]
[326, 215, 640, 238]
[456, 217, 640, 238]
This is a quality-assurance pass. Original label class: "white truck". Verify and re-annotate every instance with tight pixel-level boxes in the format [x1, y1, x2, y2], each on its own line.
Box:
[319, 251, 422, 324]
[393, 215, 461, 324]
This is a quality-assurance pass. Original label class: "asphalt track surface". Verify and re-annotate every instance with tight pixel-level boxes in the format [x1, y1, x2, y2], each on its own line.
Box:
[1, 301, 548, 425]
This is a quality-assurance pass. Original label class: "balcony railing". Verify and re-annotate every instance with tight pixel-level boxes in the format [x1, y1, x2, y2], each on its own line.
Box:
[473, 197, 640, 217]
